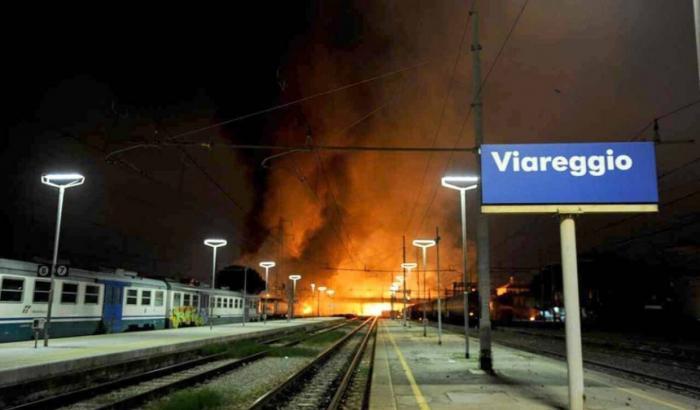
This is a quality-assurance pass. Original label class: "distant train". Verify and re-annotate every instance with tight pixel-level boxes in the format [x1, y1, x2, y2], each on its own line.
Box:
[405, 288, 552, 327]
[406, 289, 481, 327]
[0, 258, 260, 343]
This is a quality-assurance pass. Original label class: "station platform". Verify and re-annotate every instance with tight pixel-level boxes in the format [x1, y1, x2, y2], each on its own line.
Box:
[370, 320, 699, 409]
[0, 317, 338, 388]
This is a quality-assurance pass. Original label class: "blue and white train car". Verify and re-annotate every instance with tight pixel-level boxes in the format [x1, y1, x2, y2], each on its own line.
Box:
[0, 258, 104, 342]
[87, 269, 168, 333]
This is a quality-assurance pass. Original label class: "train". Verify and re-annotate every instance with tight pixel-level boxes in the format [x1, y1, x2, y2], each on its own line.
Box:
[0, 258, 260, 343]
[405, 286, 549, 327]
[406, 287, 482, 327]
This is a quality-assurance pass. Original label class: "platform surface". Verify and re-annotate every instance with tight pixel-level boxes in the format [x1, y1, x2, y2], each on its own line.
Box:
[370, 319, 699, 410]
[0, 317, 336, 387]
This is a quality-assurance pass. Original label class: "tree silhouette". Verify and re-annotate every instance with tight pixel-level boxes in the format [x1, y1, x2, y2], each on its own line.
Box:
[215, 265, 266, 294]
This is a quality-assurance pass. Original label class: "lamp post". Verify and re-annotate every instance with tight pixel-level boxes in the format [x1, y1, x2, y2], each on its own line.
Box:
[441, 175, 478, 358]
[204, 239, 227, 330]
[259, 261, 276, 324]
[317, 286, 327, 317]
[40, 173, 85, 347]
[401, 263, 417, 327]
[413, 239, 436, 337]
[395, 276, 403, 320]
[242, 266, 249, 326]
[326, 289, 335, 316]
[289, 274, 301, 320]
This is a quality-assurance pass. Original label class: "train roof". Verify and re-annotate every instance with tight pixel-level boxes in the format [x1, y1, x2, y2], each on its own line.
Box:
[0, 258, 167, 288]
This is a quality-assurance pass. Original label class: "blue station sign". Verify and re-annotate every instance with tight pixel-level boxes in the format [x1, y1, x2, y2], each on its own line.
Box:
[481, 142, 659, 206]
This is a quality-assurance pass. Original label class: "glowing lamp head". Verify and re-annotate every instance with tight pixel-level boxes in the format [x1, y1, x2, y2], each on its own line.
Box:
[318, 286, 327, 292]
[441, 175, 479, 191]
[259, 261, 276, 269]
[401, 262, 417, 271]
[326, 289, 335, 296]
[289, 274, 301, 281]
[412, 239, 436, 249]
[41, 173, 85, 188]
[204, 239, 227, 248]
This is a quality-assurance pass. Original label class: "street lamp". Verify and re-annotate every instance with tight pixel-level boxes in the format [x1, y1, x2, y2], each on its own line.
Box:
[317, 286, 327, 317]
[289, 274, 301, 320]
[413, 239, 436, 338]
[40, 173, 85, 347]
[441, 175, 478, 358]
[259, 261, 276, 324]
[400, 263, 417, 327]
[204, 239, 227, 330]
[326, 288, 335, 316]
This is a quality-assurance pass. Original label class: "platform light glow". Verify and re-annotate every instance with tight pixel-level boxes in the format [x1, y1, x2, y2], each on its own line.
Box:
[259, 261, 276, 268]
[412, 239, 436, 248]
[41, 173, 85, 188]
[289, 274, 302, 281]
[203, 239, 227, 248]
[441, 175, 479, 191]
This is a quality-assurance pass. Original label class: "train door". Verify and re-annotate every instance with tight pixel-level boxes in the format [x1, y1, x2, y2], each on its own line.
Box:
[101, 281, 125, 333]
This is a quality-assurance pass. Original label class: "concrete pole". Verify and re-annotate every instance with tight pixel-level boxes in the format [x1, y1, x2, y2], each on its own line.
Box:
[291, 280, 296, 320]
[694, 0, 700, 88]
[436, 226, 443, 345]
[459, 190, 470, 358]
[209, 246, 217, 331]
[402, 236, 407, 327]
[44, 187, 65, 347]
[471, 8, 493, 371]
[264, 267, 269, 324]
[560, 215, 585, 410]
[242, 267, 248, 326]
[287, 281, 291, 323]
[421, 248, 428, 337]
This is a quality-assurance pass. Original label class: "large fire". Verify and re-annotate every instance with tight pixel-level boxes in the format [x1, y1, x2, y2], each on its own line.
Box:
[236, 2, 480, 309]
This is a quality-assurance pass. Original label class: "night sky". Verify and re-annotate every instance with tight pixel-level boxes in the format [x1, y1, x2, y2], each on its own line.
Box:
[2, 1, 699, 308]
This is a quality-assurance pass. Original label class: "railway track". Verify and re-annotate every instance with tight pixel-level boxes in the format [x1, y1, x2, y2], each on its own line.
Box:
[5, 320, 350, 410]
[249, 316, 378, 410]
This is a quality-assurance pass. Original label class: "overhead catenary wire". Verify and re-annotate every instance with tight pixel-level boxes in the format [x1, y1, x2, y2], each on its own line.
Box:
[410, 0, 531, 237]
[402, 2, 474, 235]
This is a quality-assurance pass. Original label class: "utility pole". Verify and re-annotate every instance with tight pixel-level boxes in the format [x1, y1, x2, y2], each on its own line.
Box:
[436, 226, 443, 345]
[471, 8, 493, 371]
[695, 0, 700, 88]
[402, 236, 407, 326]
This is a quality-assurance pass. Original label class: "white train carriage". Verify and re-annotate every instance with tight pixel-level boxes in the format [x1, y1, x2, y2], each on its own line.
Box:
[0, 258, 104, 342]
[164, 280, 206, 328]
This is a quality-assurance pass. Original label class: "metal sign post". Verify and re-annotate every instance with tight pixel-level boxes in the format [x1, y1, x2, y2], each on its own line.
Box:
[479, 142, 659, 410]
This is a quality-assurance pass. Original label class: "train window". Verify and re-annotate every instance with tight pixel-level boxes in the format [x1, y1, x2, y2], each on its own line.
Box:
[33, 280, 51, 303]
[0, 277, 24, 302]
[183, 294, 191, 306]
[141, 290, 151, 306]
[173, 293, 181, 307]
[155, 291, 164, 306]
[227, 298, 232, 308]
[61, 283, 78, 304]
[126, 289, 138, 305]
[84, 285, 99, 304]
[217, 297, 222, 308]
[192, 294, 199, 307]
